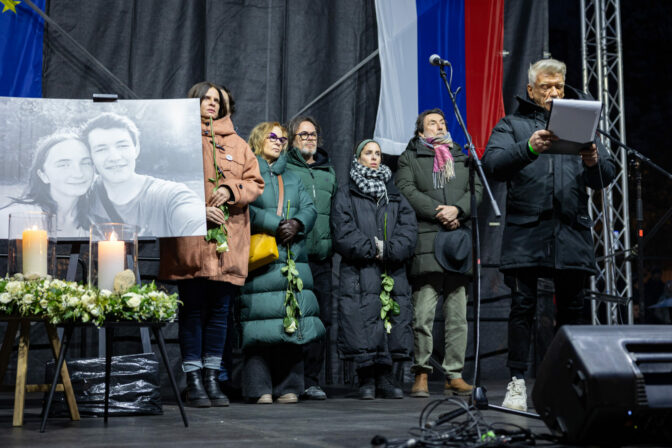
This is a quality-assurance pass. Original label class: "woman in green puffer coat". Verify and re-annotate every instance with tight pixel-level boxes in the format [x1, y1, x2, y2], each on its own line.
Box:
[239, 121, 324, 404]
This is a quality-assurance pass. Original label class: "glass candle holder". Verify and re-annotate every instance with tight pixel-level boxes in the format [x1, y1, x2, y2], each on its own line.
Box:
[7, 211, 57, 278]
[89, 223, 138, 291]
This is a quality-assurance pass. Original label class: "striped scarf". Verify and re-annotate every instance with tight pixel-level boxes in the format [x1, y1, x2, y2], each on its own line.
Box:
[421, 134, 456, 189]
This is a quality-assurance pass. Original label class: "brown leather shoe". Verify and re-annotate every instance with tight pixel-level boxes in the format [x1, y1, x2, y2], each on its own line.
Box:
[410, 372, 429, 398]
[444, 378, 473, 396]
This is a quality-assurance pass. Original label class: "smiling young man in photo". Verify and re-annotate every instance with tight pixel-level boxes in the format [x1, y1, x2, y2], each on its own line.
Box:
[83, 112, 205, 237]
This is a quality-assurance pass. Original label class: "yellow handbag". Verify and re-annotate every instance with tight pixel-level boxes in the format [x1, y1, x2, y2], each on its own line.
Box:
[248, 174, 284, 271]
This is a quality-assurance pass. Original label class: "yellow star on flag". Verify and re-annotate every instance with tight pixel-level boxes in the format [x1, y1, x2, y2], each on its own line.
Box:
[1, 0, 21, 14]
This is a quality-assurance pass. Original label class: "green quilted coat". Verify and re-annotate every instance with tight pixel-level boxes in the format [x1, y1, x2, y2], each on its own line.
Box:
[238, 152, 325, 348]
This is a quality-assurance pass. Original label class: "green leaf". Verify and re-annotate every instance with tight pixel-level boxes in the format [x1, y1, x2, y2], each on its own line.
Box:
[296, 277, 303, 291]
[380, 309, 386, 319]
[392, 301, 400, 315]
[208, 177, 216, 183]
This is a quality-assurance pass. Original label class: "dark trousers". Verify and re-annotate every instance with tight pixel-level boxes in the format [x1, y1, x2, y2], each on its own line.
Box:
[506, 269, 587, 374]
[242, 344, 304, 398]
[302, 258, 332, 387]
[178, 279, 235, 372]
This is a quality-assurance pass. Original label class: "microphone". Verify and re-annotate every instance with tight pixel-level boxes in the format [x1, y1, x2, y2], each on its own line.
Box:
[429, 54, 451, 66]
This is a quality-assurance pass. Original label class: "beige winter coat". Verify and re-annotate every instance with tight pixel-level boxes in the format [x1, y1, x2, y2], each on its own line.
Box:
[159, 116, 264, 285]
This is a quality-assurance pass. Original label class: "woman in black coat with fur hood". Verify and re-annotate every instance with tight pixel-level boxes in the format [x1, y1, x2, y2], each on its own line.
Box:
[331, 139, 417, 399]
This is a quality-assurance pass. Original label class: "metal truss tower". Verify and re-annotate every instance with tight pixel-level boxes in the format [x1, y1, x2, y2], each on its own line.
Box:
[580, 0, 632, 324]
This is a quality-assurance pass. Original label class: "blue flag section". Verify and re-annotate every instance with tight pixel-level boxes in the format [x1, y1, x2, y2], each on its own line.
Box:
[416, 0, 467, 149]
[0, 0, 45, 97]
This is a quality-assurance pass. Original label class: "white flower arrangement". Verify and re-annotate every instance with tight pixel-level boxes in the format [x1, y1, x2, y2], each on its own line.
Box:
[0, 274, 180, 326]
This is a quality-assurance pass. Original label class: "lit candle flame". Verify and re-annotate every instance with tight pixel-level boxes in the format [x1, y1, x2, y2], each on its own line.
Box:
[109, 231, 119, 242]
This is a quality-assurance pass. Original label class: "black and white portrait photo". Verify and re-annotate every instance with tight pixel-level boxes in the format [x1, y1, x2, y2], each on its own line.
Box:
[0, 97, 207, 239]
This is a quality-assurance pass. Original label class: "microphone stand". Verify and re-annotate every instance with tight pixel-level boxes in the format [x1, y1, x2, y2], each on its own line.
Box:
[437, 65, 538, 419]
[596, 129, 672, 322]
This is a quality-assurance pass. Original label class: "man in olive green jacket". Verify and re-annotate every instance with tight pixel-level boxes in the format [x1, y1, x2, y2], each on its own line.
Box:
[285, 116, 337, 400]
[395, 109, 483, 398]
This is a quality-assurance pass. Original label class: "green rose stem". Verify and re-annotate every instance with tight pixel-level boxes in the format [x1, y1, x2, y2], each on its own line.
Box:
[380, 212, 400, 334]
[280, 200, 303, 334]
[204, 116, 230, 253]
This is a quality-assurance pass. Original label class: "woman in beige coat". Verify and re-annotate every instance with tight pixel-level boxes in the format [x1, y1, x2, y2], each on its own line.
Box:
[160, 82, 264, 407]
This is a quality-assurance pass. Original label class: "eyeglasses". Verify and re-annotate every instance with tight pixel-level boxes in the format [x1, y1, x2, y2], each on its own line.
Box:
[296, 131, 319, 141]
[267, 133, 288, 144]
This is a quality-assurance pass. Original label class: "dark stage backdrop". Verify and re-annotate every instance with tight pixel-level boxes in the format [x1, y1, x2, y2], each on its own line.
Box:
[42, 0, 380, 184]
[29, 0, 548, 383]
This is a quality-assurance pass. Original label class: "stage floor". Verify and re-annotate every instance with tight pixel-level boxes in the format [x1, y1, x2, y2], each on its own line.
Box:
[0, 379, 588, 447]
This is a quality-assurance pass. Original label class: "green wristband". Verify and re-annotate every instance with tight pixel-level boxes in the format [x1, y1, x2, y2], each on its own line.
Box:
[528, 141, 540, 156]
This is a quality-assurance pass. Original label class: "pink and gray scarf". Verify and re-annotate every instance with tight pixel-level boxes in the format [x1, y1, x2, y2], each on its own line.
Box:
[421, 133, 456, 189]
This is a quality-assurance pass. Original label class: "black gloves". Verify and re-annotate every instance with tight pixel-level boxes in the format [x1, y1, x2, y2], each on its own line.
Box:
[276, 219, 303, 245]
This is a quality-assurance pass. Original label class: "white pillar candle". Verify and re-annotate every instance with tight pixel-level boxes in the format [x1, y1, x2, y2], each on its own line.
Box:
[22, 226, 48, 276]
[98, 231, 125, 291]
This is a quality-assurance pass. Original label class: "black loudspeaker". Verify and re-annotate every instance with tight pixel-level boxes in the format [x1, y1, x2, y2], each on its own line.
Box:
[532, 325, 672, 445]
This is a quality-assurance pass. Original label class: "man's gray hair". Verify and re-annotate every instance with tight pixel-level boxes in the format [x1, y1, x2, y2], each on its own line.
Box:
[528, 58, 566, 85]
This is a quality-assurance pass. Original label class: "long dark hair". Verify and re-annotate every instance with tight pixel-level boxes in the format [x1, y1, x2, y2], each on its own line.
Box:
[2, 129, 91, 231]
[187, 81, 236, 118]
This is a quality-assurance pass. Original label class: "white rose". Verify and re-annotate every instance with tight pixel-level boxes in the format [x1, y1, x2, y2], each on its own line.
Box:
[100, 289, 112, 298]
[285, 319, 297, 334]
[23, 294, 34, 304]
[0, 293, 11, 304]
[66, 295, 80, 307]
[90, 307, 100, 317]
[6, 281, 22, 295]
[40, 299, 49, 308]
[13, 273, 24, 281]
[81, 294, 94, 306]
[127, 294, 142, 308]
[52, 280, 66, 289]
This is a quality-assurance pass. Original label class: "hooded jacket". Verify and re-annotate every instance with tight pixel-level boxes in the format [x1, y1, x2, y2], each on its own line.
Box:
[482, 86, 617, 273]
[285, 146, 337, 261]
[159, 116, 264, 285]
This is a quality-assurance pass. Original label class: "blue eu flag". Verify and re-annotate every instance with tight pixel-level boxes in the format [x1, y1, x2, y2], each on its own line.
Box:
[0, 0, 46, 97]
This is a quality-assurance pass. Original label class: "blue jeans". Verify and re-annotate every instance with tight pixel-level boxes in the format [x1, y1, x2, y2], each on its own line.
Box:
[178, 279, 236, 373]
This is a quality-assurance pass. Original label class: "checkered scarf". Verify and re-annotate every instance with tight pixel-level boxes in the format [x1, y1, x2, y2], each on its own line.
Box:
[349, 157, 392, 203]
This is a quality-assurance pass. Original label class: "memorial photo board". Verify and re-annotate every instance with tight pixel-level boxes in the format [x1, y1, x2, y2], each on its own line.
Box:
[0, 97, 207, 239]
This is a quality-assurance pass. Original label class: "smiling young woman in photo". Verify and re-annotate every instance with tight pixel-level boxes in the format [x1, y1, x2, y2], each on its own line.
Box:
[0, 129, 94, 237]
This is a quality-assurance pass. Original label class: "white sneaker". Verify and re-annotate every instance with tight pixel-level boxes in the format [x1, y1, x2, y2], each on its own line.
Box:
[502, 376, 527, 411]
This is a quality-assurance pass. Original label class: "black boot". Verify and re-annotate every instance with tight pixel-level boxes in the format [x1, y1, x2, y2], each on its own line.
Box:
[357, 366, 375, 400]
[184, 370, 211, 407]
[203, 368, 230, 406]
[375, 365, 403, 399]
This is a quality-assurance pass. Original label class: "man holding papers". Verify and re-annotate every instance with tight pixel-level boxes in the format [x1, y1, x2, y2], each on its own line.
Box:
[482, 59, 616, 412]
